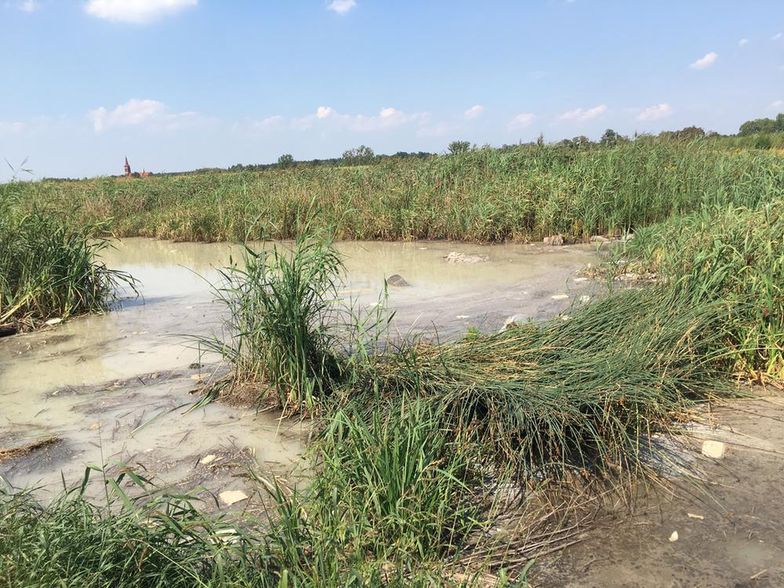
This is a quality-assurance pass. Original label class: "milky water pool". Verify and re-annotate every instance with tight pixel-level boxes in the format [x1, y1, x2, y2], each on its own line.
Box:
[0, 238, 601, 501]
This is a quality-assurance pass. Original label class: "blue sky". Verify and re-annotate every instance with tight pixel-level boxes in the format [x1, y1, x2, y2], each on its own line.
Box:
[1, 0, 782, 180]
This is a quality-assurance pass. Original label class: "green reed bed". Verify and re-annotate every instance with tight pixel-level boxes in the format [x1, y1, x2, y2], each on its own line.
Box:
[7, 141, 783, 244]
[615, 200, 784, 379]
[0, 192, 134, 329]
[2, 187, 781, 585]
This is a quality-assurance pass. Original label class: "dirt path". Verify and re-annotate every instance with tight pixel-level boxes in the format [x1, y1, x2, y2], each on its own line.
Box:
[535, 394, 784, 588]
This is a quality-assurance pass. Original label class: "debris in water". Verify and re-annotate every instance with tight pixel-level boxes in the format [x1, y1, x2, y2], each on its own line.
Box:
[200, 454, 218, 466]
[45, 318, 62, 326]
[687, 513, 704, 520]
[0, 436, 61, 462]
[444, 251, 489, 264]
[668, 531, 679, 542]
[551, 294, 569, 300]
[386, 274, 410, 287]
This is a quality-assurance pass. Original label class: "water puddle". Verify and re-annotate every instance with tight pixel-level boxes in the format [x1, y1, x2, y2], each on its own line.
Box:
[0, 238, 600, 498]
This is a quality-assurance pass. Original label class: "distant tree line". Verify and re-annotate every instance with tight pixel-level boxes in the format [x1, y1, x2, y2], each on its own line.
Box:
[75, 111, 781, 181]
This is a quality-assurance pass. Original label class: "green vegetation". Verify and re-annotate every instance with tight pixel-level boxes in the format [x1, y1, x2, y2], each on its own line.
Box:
[7, 141, 783, 244]
[1, 137, 782, 586]
[615, 201, 784, 380]
[0, 187, 134, 329]
[200, 236, 346, 411]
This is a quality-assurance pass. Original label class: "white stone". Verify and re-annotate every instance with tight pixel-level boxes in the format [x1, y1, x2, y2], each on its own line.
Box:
[669, 531, 679, 542]
[219, 490, 248, 506]
[45, 318, 62, 326]
[200, 454, 217, 466]
[701, 440, 726, 459]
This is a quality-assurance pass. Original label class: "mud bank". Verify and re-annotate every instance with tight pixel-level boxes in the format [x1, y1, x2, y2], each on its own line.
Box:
[0, 238, 600, 499]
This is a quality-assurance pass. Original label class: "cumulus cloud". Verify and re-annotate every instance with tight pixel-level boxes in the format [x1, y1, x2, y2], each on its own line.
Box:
[84, 0, 197, 23]
[295, 105, 427, 132]
[738, 38, 749, 47]
[637, 103, 673, 122]
[327, 0, 356, 14]
[508, 112, 535, 129]
[690, 51, 718, 70]
[558, 104, 607, 122]
[769, 100, 784, 110]
[463, 105, 485, 120]
[88, 98, 198, 132]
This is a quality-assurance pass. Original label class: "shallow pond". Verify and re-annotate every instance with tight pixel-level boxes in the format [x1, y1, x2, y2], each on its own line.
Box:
[0, 238, 601, 501]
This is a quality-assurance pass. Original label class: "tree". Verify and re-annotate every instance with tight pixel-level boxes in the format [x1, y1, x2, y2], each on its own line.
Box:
[277, 154, 294, 168]
[342, 145, 375, 165]
[600, 129, 620, 147]
[447, 140, 471, 155]
[738, 116, 781, 136]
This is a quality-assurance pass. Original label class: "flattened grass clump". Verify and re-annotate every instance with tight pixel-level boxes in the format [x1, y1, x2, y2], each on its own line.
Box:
[365, 286, 729, 482]
[0, 198, 134, 329]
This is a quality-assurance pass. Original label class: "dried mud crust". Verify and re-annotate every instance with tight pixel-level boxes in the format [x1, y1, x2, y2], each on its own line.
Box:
[533, 394, 784, 588]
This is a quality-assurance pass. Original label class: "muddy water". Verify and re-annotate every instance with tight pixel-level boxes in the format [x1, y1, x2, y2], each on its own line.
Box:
[0, 238, 600, 500]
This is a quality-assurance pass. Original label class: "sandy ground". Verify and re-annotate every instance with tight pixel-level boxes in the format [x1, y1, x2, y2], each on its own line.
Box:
[534, 393, 784, 588]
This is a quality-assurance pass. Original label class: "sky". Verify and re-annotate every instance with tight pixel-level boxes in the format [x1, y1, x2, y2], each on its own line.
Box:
[1, 0, 783, 180]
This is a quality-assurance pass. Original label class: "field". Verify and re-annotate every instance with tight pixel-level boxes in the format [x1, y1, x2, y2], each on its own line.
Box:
[1, 139, 783, 586]
[7, 140, 783, 243]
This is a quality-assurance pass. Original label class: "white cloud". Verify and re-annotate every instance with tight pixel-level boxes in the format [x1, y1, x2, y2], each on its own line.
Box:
[296, 105, 427, 132]
[88, 98, 198, 132]
[316, 106, 335, 119]
[251, 115, 285, 131]
[769, 100, 784, 111]
[84, 0, 197, 23]
[18, 0, 38, 12]
[463, 105, 485, 120]
[558, 104, 607, 122]
[508, 112, 535, 129]
[690, 51, 718, 70]
[637, 103, 673, 122]
[772, 32, 783, 41]
[327, 0, 356, 14]
[738, 38, 749, 47]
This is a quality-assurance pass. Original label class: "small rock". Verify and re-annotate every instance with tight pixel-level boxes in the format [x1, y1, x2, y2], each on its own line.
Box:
[219, 490, 248, 506]
[701, 440, 726, 459]
[188, 362, 203, 370]
[551, 294, 569, 300]
[45, 318, 63, 326]
[386, 274, 410, 287]
[200, 454, 218, 466]
[669, 531, 679, 542]
[0, 325, 18, 338]
[543, 234, 564, 246]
